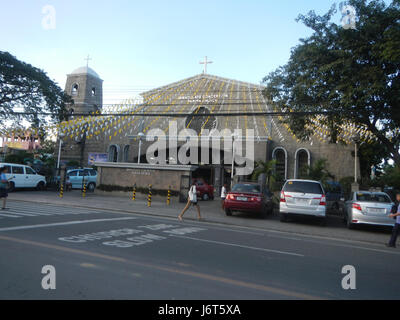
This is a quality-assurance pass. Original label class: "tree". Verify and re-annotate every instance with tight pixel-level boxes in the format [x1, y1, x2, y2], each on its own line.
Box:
[358, 140, 391, 178]
[376, 165, 400, 190]
[252, 159, 278, 188]
[300, 158, 334, 184]
[263, 0, 400, 166]
[0, 51, 72, 127]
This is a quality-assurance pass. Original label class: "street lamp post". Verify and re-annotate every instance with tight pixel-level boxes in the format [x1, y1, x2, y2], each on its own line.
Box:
[231, 134, 236, 189]
[57, 133, 65, 169]
[354, 140, 358, 184]
[352, 134, 360, 192]
[137, 132, 144, 164]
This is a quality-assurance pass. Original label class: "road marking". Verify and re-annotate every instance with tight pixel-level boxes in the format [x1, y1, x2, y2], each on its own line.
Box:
[277, 236, 400, 256]
[0, 213, 23, 218]
[5, 206, 95, 217]
[0, 217, 137, 232]
[170, 235, 305, 257]
[0, 234, 320, 300]
[3, 211, 39, 217]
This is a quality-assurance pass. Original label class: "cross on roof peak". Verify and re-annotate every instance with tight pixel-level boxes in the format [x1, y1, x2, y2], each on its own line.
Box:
[199, 56, 213, 74]
[84, 55, 92, 67]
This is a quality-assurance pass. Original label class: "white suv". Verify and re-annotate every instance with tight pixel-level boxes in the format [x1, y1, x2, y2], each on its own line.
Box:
[0, 163, 47, 191]
[279, 179, 327, 225]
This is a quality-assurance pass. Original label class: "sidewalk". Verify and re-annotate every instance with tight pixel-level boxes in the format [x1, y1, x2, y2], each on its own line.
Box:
[7, 190, 394, 246]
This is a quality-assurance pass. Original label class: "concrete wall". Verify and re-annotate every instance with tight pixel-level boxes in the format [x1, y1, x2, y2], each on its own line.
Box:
[95, 163, 197, 191]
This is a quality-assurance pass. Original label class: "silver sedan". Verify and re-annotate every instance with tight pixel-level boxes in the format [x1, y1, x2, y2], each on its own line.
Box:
[344, 191, 395, 229]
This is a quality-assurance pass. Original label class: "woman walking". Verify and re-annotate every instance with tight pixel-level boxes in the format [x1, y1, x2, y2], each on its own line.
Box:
[221, 183, 228, 211]
[0, 167, 9, 210]
[178, 181, 202, 221]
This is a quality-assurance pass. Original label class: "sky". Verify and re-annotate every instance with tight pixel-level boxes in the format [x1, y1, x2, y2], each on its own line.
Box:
[0, 0, 349, 105]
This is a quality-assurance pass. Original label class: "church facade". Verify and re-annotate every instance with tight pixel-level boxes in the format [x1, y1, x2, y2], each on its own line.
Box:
[60, 66, 357, 193]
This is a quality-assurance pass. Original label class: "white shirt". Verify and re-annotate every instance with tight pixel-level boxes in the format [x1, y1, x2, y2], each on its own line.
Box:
[221, 186, 227, 198]
[188, 185, 197, 202]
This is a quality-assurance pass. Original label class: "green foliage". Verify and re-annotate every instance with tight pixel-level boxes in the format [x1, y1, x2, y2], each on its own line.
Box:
[263, 0, 400, 166]
[67, 160, 80, 168]
[300, 158, 334, 184]
[376, 165, 400, 190]
[339, 176, 356, 198]
[4, 151, 33, 164]
[358, 141, 391, 178]
[0, 51, 73, 127]
[252, 159, 278, 188]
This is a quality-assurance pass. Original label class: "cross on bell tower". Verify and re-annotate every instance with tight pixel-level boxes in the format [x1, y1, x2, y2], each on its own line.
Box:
[84, 55, 92, 67]
[199, 56, 213, 74]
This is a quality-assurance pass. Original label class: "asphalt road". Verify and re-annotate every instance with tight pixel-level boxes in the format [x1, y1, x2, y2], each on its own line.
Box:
[0, 201, 399, 300]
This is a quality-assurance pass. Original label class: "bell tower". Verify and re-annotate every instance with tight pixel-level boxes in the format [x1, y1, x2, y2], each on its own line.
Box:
[65, 64, 103, 115]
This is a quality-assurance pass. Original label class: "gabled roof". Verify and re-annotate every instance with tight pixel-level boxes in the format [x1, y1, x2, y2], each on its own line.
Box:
[141, 73, 265, 96]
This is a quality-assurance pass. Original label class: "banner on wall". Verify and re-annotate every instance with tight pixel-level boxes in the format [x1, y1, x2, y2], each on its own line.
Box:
[88, 153, 108, 165]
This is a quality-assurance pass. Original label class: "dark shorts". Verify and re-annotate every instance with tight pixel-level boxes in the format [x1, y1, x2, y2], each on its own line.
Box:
[190, 200, 198, 206]
[221, 197, 226, 201]
[0, 188, 8, 198]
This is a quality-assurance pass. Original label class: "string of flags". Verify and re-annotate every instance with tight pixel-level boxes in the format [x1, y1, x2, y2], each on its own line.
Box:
[0, 80, 380, 146]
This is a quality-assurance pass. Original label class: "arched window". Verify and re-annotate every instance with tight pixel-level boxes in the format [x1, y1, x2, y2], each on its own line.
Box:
[108, 145, 120, 163]
[294, 148, 311, 179]
[71, 83, 79, 96]
[123, 145, 130, 162]
[91, 87, 96, 96]
[272, 147, 288, 181]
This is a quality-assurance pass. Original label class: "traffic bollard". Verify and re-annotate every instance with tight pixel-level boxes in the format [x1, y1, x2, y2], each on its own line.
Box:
[132, 183, 137, 201]
[147, 184, 152, 207]
[167, 186, 171, 205]
[59, 182, 64, 198]
[82, 180, 87, 198]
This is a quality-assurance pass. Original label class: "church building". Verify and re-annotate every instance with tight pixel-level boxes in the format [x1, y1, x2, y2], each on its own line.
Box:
[59, 62, 358, 195]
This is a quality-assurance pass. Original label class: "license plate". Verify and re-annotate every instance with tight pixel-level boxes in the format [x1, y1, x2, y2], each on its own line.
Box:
[296, 198, 309, 204]
[367, 208, 385, 214]
[236, 197, 248, 201]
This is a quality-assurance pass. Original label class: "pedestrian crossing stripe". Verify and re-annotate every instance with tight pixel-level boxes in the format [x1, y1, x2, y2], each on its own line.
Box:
[0, 204, 101, 219]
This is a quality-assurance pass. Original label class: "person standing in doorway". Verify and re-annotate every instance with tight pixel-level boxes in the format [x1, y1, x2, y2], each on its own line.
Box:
[221, 183, 227, 211]
[0, 167, 9, 210]
[178, 181, 201, 221]
[387, 193, 400, 248]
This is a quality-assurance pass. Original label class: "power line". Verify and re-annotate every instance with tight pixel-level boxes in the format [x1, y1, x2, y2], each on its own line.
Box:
[7, 111, 340, 118]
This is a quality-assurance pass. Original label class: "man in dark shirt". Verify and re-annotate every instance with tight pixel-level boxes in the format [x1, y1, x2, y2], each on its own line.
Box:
[387, 193, 400, 248]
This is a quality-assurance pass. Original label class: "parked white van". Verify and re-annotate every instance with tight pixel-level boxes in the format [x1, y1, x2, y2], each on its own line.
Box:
[0, 163, 47, 191]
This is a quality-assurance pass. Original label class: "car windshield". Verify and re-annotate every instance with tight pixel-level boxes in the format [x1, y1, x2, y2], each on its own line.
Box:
[232, 184, 260, 193]
[355, 193, 391, 203]
[284, 181, 323, 194]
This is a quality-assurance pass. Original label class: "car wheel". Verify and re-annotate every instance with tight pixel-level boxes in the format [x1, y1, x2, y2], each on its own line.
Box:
[280, 213, 288, 222]
[202, 193, 209, 201]
[225, 208, 232, 216]
[36, 181, 45, 191]
[8, 181, 15, 193]
[87, 183, 96, 193]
